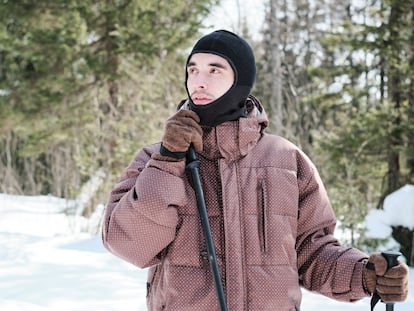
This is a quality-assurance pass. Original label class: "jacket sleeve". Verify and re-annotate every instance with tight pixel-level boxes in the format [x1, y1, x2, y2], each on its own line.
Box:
[102, 143, 187, 268]
[295, 149, 370, 302]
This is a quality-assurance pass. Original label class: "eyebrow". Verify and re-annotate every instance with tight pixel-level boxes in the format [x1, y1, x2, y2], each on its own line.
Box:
[187, 61, 228, 70]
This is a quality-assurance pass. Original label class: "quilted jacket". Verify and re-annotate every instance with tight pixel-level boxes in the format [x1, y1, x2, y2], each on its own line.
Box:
[102, 96, 369, 310]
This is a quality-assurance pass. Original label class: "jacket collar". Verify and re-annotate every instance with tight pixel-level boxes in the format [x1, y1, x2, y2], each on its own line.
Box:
[197, 95, 269, 161]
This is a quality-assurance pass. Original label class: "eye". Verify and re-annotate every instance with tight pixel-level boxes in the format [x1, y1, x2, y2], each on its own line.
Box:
[210, 68, 221, 74]
[187, 67, 198, 74]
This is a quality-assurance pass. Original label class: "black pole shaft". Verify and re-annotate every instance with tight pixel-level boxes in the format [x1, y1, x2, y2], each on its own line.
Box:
[385, 304, 394, 311]
[186, 147, 228, 311]
[382, 251, 401, 311]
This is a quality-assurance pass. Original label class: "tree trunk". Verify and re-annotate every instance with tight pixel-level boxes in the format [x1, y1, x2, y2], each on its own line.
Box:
[267, 0, 283, 133]
[386, 5, 403, 194]
[392, 226, 414, 267]
[406, 6, 414, 184]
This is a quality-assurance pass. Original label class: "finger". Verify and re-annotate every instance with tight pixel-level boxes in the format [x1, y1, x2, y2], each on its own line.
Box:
[377, 282, 408, 294]
[166, 119, 202, 139]
[176, 109, 201, 123]
[369, 253, 388, 276]
[191, 133, 203, 153]
[377, 275, 409, 287]
[383, 263, 409, 278]
[172, 116, 203, 136]
[378, 293, 407, 303]
[176, 110, 202, 134]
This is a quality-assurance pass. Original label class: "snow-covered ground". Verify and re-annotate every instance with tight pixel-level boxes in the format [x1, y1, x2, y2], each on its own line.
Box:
[0, 192, 412, 311]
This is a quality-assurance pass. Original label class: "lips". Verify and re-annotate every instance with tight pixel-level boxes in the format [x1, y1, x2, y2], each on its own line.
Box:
[191, 93, 213, 105]
[194, 95, 209, 100]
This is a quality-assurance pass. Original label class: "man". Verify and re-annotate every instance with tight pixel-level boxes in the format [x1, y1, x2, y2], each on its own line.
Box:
[102, 30, 409, 310]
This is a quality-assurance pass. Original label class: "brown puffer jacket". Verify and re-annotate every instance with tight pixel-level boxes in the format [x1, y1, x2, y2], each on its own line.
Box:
[102, 96, 369, 311]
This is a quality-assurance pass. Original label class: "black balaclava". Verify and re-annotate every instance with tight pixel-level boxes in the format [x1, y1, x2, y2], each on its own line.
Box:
[185, 30, 256, 127]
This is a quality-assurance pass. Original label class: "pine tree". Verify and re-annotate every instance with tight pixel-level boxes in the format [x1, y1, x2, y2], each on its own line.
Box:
[0, 0, 218, 202]
[310, 0, 414, 258]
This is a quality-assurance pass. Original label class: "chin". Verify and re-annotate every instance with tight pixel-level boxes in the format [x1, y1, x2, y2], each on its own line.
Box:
[193, 100, 213, 105]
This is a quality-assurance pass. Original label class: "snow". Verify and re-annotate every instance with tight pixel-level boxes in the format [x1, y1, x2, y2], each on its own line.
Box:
[0, 189, 413, 311]
[364, 185, 414, 240]
[383, 185, 414, 230]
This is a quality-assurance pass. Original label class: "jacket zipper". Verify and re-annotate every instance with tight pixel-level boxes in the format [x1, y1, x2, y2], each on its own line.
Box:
[258, 179, 268, 253]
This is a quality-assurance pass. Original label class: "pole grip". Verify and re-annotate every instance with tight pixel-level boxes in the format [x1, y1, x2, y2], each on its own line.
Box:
[370, 251, 402, 311]
[381, 251, 401, 311]
[381, 251, 401, 269]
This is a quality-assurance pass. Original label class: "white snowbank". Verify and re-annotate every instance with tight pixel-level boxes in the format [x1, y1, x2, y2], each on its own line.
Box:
[0, 191, 412, 310]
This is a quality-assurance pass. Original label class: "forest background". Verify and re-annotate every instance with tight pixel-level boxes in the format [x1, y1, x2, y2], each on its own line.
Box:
[0, 0, 413, 265]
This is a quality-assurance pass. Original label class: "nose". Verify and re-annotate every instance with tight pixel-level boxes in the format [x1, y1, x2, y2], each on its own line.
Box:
[193, 73, 208, 90]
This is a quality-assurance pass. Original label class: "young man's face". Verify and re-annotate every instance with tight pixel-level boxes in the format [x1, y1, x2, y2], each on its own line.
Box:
[186, 53, 235, 105]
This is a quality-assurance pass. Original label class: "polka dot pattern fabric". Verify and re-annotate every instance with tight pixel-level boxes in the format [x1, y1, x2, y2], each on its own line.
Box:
[102, 96, 370, 310]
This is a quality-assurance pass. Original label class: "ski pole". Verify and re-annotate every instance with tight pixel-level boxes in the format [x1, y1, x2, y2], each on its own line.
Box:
[370, 251, 402, 311]
[186, 145, 228, 311]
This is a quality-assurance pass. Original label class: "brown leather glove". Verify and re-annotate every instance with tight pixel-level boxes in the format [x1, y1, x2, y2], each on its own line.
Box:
[363, 252, 409, 302]
[153, 109, 202, 161]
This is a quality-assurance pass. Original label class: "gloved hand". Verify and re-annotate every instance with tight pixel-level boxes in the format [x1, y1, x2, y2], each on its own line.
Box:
[153, 109, 202, 161]
[363, 252, 409, 302]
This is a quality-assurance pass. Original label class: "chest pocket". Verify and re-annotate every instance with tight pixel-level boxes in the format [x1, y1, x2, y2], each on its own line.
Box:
[242, 167, 299, 266]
